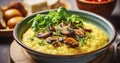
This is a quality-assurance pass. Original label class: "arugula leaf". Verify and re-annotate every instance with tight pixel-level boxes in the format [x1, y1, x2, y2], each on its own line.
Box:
[29, 7, 84, 31]
[38, 40, 46, 45]
[68, 14, 83, 28]
[53, 29, 62, 36]
[31, 14, 45, 31]
[31, 19, 39, 31]
[57, 7, 68, 21]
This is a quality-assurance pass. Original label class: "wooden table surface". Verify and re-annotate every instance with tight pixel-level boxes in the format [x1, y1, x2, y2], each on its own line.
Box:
[0, 37, 13, 63]
[0, 0, 120, 63]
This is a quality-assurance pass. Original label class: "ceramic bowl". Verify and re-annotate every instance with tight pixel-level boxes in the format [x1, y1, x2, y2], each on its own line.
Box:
[13, 10, 116, 63]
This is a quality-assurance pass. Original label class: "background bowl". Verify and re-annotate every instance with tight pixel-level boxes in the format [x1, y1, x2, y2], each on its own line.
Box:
[76, 0, 117, 19]
[13, 10, 116, 63]
[0, 29, 13, 37]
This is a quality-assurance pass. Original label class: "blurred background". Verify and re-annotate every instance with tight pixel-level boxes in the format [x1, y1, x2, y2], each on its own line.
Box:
[0, 0, 120, 63]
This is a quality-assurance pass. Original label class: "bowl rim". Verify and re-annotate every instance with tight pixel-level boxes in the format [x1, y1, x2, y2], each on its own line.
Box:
[0, 28, 13, 31]
[13, 9, 117, 58]
[0, 28, 13, 37]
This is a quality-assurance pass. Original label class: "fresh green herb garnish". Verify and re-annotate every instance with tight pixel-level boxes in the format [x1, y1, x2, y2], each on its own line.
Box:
[29, 7, 84, 31]
[53, 29, 63, 36]
[38, 40, 46, 45]
[27, 37, 34, 41]
[76, 32, 93, 46]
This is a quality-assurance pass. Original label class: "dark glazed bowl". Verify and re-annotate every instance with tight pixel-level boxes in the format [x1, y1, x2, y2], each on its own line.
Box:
[13, 10, 116, 63]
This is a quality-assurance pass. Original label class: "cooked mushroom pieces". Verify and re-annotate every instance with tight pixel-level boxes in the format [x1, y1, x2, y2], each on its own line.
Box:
[46, 37, 56, 43]
[49, 24, 55, 31]
[46, 36, 80, 48]
[46, 36, 63, 43]
[69, 22, 78, 29]
[50, 26, 55, 31]
[84, 29, 92, 33]
[61, 26, 74, 36]
[46, 36, 63, 47]
[58, 37, 64, 42]
[58, 21, 67, 29]
[36, 32, 53, 38]
[53, 42, 61, 47]
[74, 28, 85, 38]
[63, 37, 79, 48]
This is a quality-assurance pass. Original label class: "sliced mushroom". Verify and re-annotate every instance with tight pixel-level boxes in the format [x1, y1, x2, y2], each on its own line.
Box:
[63, 37, 79, 48]
[46, 37, 55, 43]
[46, 36, 58, 43]
[53, 42, 61, 47]
[61, 26, 73, 36]
[49, 24, 55, 31]
[61, 29, 72, 35]
[36, 32, 53, 38]
[84, 29, 92, 33]
[74, 28, 85, 38]
[46, 36, 63, 43]
[58, 20, 67, 29]
[46, 36, 63, 47]
[60, 20, 66, 26]
[58, 37, 64, 42]
[69, 22, 77, 29]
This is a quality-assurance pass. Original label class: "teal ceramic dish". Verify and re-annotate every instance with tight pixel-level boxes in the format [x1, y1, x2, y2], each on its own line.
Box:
[13, 10, 116, 63]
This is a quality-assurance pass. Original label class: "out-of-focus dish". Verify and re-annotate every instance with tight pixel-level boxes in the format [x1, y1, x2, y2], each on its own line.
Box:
[76, 0, 116, 19]
[23, 0, 71, 15]
[3, 2, 27, 28]
[0, 2, 27, 37]
[13, 7, 116, 63]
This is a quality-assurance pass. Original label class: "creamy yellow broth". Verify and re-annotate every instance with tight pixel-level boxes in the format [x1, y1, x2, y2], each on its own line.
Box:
[22, 22, 108, 55]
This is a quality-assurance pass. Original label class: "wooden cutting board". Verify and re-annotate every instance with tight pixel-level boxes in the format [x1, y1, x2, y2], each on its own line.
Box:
[10, 41, 36, 63]
[10, 40, 113, 63]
